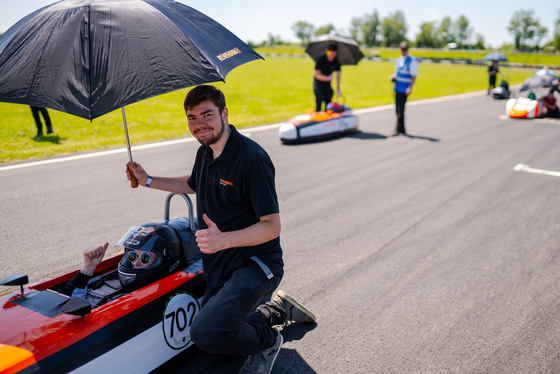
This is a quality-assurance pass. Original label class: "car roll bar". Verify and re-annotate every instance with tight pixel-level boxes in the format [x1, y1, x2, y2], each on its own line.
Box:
[164, 193, 196, 231]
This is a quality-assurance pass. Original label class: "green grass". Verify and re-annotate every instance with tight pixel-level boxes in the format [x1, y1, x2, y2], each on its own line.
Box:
[257, 45, 560, 66]
[0, 56, 535, 164]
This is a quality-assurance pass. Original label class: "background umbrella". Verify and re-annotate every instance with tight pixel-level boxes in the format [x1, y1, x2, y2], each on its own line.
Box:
[0, 0, 262, 186]
[483, 52, 508, 62]
[520, 72, 558, 91]
[305, 34, 364, 66]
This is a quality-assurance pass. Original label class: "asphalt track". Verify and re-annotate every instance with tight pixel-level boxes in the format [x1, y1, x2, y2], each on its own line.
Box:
[2, 92, 560, 373]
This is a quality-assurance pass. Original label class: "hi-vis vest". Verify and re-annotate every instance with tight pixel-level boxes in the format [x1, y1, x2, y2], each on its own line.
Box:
[394, 56, 414, 94]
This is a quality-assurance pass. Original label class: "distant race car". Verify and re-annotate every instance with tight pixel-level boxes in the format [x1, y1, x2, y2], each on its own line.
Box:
[279, 102, 359, 144]
[0, 193, 205, 374]
[492, 79, 510, 100]
[506, 97, 544, 119]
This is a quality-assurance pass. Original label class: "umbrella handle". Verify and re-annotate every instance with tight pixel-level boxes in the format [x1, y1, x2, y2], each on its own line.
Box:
[122, 107, 138, 188]
[127, 164, 139, 188]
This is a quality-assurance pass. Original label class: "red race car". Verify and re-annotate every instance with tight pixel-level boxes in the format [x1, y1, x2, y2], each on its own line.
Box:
[0, 193, 205, 374]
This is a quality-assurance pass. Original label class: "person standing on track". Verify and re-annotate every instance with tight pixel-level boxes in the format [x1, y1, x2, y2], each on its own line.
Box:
[389, 41, 418, 136]
[313, 43, 341, 112]
[487, 61, 499, 95]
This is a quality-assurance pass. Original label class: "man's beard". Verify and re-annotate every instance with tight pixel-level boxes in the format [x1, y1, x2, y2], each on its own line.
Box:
[195, 118, 226, 146]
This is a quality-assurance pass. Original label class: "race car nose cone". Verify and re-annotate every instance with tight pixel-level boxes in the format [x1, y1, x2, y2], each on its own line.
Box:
[279, 123, 297, 141]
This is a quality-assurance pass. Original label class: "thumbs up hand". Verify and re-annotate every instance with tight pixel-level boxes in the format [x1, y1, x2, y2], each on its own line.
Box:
[195, 214, 226, 254]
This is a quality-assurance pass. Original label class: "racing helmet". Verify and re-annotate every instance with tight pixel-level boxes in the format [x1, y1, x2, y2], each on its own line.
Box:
[116, 223, 181, 289]
[326, 102, 343, 113]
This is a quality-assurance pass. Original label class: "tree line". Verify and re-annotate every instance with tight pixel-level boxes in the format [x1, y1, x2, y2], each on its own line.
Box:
[289, 9, 560, 51]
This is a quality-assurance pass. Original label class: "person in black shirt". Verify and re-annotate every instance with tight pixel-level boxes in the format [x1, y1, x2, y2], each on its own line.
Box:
[313, 43, 341, 111]
[488, 61, 499, 95]
[126, 85, 315, 374]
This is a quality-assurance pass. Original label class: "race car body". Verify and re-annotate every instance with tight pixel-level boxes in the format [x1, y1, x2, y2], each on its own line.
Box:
[506, 97, 543, 119]
[0, 194, 205, 374]
[279, 103, 359, 144]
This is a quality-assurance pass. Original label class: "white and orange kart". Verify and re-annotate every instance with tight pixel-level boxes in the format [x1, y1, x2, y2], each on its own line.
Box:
[279, 102, 359, 144]
[506, 97, 544, 119]
[0, 193, 205, 374]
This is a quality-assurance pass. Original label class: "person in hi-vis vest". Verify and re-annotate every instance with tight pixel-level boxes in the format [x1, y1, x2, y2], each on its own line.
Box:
[389, 41, 418, 136]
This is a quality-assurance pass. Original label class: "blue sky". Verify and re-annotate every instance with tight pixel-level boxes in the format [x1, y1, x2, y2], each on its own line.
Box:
[1, 0, 557, 47]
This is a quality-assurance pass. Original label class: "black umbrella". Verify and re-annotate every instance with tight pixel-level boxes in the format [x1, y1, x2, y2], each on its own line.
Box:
[0, 0, 262, 120]
[483, 52, 508, 62]
[0, 0, 262, 187]
[305, 34, 364, 66]
[520, 72, 559, 91]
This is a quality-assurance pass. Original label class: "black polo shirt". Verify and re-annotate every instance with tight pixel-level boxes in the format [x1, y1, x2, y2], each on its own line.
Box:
[314, 54, 341, 90]
[188, 125, 281, 287]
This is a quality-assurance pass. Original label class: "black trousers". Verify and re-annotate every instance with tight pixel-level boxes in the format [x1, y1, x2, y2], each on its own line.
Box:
[488, 76, 497, 94]
[189, 260, 285, 356]
[30, 106, 52, 131]
[314, 82, 333, 112]
[395, 92, 408, 134]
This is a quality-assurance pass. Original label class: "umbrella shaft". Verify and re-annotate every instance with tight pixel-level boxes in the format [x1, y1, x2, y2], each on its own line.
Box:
[121, 107, 133, 163]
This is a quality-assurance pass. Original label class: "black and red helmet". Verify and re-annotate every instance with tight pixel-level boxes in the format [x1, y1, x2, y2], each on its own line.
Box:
[116, 223, 181, 289]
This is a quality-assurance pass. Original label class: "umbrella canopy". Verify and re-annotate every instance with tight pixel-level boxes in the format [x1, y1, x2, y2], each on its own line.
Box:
[483, 52, 508, 62]
[0, 0, 262, 120]
[520, 72, 559, 91]
[305, 34, 364, 66]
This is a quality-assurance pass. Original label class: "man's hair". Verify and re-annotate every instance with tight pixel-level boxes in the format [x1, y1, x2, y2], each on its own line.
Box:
[184, 85, 226, 113]
[327, 43, 338, 51]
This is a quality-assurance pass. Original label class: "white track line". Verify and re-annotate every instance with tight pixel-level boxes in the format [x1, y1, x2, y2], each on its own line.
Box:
[0, 125, 281, 172]
[0, 90, 493, 172]
[513, 164, 560, 178]
[0, 137, 198, 172]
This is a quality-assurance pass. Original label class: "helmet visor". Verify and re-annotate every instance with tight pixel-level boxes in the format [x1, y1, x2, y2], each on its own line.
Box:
[116, 225, 157, 250]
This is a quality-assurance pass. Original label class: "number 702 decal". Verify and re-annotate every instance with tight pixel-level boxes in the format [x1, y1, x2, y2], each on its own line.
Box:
[162, 293, 201, 350]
